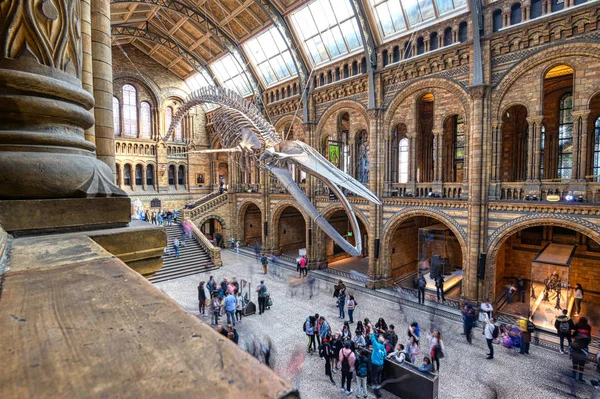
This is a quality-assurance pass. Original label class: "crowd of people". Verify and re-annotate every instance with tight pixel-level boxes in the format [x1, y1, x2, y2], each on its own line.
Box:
[302, 282, 446, 398]
[139, 208, 178, 226]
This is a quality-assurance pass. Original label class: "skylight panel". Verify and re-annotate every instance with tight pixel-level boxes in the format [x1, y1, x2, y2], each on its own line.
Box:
[370, 0, 467, 39]
[243, 25, 298, 87]
[211, 54, 252, 97]
[290, 0, 363, 66]
[185, 70, 213, 91]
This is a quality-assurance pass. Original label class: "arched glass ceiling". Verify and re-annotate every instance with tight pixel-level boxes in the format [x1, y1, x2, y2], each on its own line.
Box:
[185, 70, 214, 91]
[290, 0, 363, 66]
[244, 25, 298, 87]
[370, 0, 467, 39]
[210, 53, 253, 97]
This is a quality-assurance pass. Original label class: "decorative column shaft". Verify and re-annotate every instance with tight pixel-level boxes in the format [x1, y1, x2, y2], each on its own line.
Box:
[408, 133, 417, 183]
[527, 116, 543, 181]
[91, 0, 116, 175]
[81, 0, 94, 144]
[433, 129, 443, 182]
[0, 0, 124, 199]
[574, 111, 591, 180]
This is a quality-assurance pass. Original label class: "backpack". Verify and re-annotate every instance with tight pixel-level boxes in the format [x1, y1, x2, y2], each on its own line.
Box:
[527, 320, 535, 333]
[418, 278, 426, 289]
[303, 320, 307, 332]
[559, 321, 570, 334]
[356, 357, 368, 377]
[492, 325, 499, 339]
[341, 352, 350, 373]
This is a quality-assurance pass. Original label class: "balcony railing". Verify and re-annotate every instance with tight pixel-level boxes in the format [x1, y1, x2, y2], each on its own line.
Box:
[187, 221, 222, 268]
[233, 183, 262, 193]
[385, 182, 464, 199]
[497, 181, 600, 203]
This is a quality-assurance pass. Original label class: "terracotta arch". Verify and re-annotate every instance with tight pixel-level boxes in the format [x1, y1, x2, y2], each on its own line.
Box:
[274, 114, 305, 141]
[484, 214, 600, 298]
[384, 78, 470, 132]
[113, 71, 161, 106]
[237, 199, 263, 245]
[197, 214, 227, 232]
[492, 42, 600, 120]
[315, 99, 369, 142]
[314, 203, 371, 261]
[587, 89, 600, 109]
[113, 75, 160, 107]
[270, 201, 309, 254]
[382, 208, 468, 277]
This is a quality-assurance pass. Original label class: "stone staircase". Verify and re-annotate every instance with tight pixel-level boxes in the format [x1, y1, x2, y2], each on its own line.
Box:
[149, 222, 217, 283]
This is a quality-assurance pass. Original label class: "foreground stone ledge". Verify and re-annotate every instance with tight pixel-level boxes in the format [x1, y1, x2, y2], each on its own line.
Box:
[0, 235, 299, 399]
[0, 198, 131, 237]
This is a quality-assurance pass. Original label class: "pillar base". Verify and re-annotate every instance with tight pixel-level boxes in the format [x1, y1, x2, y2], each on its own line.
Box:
[366, 277, 393, 289]
[0, 197, 131, 236]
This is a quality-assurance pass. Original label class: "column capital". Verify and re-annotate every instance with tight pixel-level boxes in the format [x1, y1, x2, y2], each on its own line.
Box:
[571, 110, 591, 119]
[432, 129, 444, 136]
[492, 120, 503, 129]
[469, 85, 490, 100]
[407, 132, 417, 139]
[526, 116, 544, 124]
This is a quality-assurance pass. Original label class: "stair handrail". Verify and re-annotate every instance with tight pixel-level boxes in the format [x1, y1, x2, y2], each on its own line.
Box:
[184, 190, 220, 210]
[183, 193, 229, 221]
[186, 221, 222, 267]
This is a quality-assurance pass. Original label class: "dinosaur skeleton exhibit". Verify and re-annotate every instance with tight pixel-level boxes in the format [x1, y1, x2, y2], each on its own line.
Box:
[165, 86, 380, 257]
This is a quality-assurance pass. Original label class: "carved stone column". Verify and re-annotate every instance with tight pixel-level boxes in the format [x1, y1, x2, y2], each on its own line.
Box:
[0, 0, 124, 200]
[433, 129, 444, 183]
[91, 0, 116, 175]
[465, 85, 490, 300]
[572, 111, 590, 180]
[527, 116, 544, 181]
[407, 133, 417, 183]
[142, 165, 147, 191]
[81, 0, 94, 144]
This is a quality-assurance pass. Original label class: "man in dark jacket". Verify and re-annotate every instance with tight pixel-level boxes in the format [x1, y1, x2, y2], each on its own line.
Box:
[555, 309, 575, 354]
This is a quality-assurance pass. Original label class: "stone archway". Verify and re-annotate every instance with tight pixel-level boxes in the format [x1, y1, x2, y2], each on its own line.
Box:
[486, 215, 600, 334]
[315, 206, 370, 266]
[238, 200, 262, 246]
[382, 209, 468, 296]
[270, 203, 308, 256]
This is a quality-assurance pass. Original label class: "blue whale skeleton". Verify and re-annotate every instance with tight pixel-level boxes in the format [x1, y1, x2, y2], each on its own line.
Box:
[165, 87, 381, 257]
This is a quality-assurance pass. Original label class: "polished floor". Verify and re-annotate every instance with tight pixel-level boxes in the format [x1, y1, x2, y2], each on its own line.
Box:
[156, 251, 598, 399]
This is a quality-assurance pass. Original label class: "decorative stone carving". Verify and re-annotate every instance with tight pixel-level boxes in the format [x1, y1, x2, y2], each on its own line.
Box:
[0, 0, 125, 199]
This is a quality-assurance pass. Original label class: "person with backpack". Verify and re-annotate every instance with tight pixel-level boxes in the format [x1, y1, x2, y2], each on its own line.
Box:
[572, 317, 592, 350]
[338, 340, 356, 395]
[256, 280, 267, 315]
[484, 315, 498, 359]
[518, 314, 534, 355]
[417, 275, 426, 304]
[555, 309, 575, 354]
[319, 335, 336, 385]
[387, 343, 408, 363]
[260, 254, 268, 274]
[435, 276, 445, 303]
[354, 350, 369, 399]
[305, 315, 317, 353]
